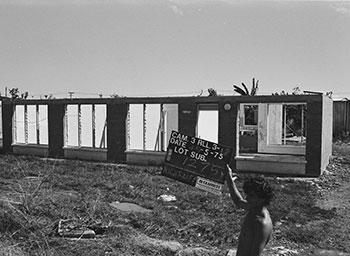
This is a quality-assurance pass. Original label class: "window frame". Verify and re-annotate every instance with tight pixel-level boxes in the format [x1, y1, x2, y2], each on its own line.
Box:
[257, 103, 306, 155]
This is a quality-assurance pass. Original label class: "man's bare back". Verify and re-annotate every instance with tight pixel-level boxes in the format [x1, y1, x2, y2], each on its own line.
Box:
[236, 207, 273, 256]
[224, 165, 274, 256]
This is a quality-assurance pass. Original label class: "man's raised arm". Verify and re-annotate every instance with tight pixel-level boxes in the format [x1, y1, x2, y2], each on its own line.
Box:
[224, 165, 248, 209]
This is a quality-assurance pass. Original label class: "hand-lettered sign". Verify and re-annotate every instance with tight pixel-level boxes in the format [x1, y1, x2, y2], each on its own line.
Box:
[162, 131, 233, 195]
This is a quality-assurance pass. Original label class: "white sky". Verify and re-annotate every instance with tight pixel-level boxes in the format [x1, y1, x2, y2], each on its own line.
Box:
[1, 0, 350, 98]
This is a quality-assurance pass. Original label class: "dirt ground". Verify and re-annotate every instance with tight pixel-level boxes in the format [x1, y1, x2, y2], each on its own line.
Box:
[0, 142, 350, 256]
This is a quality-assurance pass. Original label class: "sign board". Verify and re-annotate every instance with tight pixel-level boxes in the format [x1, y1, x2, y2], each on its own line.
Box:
[162, 131, 233, 195]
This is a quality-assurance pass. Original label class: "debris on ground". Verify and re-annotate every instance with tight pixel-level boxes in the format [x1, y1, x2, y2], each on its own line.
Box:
[157, 194, 177, 202]
[57, 219, 95, 239]
[109, 201, 152, 213]
[270, 246, 299, 255]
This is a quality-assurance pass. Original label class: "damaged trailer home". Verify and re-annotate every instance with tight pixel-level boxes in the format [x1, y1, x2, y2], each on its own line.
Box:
[0, 94, 332, 177]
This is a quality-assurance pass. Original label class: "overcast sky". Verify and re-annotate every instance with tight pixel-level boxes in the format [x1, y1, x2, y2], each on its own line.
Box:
[1, 0, 349, 99]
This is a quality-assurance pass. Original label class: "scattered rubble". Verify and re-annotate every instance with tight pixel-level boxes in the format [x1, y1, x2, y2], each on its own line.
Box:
[270, 246, 299, 255]
[157, 194, 177, 202]
[109, 201, 152, 213]
[57, 219, 95, 239]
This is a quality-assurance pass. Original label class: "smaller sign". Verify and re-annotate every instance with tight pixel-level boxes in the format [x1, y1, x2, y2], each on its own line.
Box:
[195, 177, 223, 195]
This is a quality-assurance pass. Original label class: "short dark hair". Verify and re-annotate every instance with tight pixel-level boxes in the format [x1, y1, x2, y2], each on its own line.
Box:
[243, 176, 274, 205]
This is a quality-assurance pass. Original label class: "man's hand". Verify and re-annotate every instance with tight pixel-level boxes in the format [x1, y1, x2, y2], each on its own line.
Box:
[225, 164, 238, 182]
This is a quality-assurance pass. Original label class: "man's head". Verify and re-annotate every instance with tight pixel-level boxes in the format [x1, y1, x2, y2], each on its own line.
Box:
[243, 176, 274, 207]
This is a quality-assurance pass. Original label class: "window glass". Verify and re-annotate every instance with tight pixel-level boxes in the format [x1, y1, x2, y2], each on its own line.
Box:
[66, 105, 78, 147]
[244, 105, 258, 126]
[95, 105, 107, 148]
[39, 105, 48, 144]
[15, 105, 25, 143]
[81, 105, 93, 147]
[282, 104, 307, 145]
[27, 105, 36, 144]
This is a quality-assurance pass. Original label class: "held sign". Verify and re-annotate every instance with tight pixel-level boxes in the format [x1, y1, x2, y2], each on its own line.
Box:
[162, 131, 233, 195]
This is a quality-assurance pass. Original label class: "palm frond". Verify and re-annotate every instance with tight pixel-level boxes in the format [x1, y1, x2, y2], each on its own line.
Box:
[233, 85, 248, 95]
[251, 78, 255, 95]
[251, 79, 259, 96]
[241, 83, 250, 95]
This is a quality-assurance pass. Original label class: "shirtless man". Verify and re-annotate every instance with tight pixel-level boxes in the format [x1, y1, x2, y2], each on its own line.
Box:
[224, 165, 274, 256]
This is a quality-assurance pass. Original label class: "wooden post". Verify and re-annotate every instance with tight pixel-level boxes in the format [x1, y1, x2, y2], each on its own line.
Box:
[126, 104, 130, 150]
[13, 105, 17, 144]
[143, 104, 146, 150]
[160, 104, 164, 151]
[24, 104, 28, 144]
[36, 104, 40, 144]
[92, 104, 96, 148]
[78, 104, 81, 147]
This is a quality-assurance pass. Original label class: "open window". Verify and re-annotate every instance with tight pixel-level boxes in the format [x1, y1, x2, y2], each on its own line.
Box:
[239, 104, 258, 153]
[127, 104, 178, 151]
[64, 104, 107, 148]
[242, 104, 258, 127]
[258, 103, 307, 155]
[13, 104, 48, 145]
[196, 104, 218, 143]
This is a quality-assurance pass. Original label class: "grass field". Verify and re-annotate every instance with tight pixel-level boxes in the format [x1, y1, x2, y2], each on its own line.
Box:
[1, 143, 350, 255]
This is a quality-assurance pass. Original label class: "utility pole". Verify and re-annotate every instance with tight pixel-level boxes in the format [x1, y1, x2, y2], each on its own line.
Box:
[68, 91, 74, 99]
